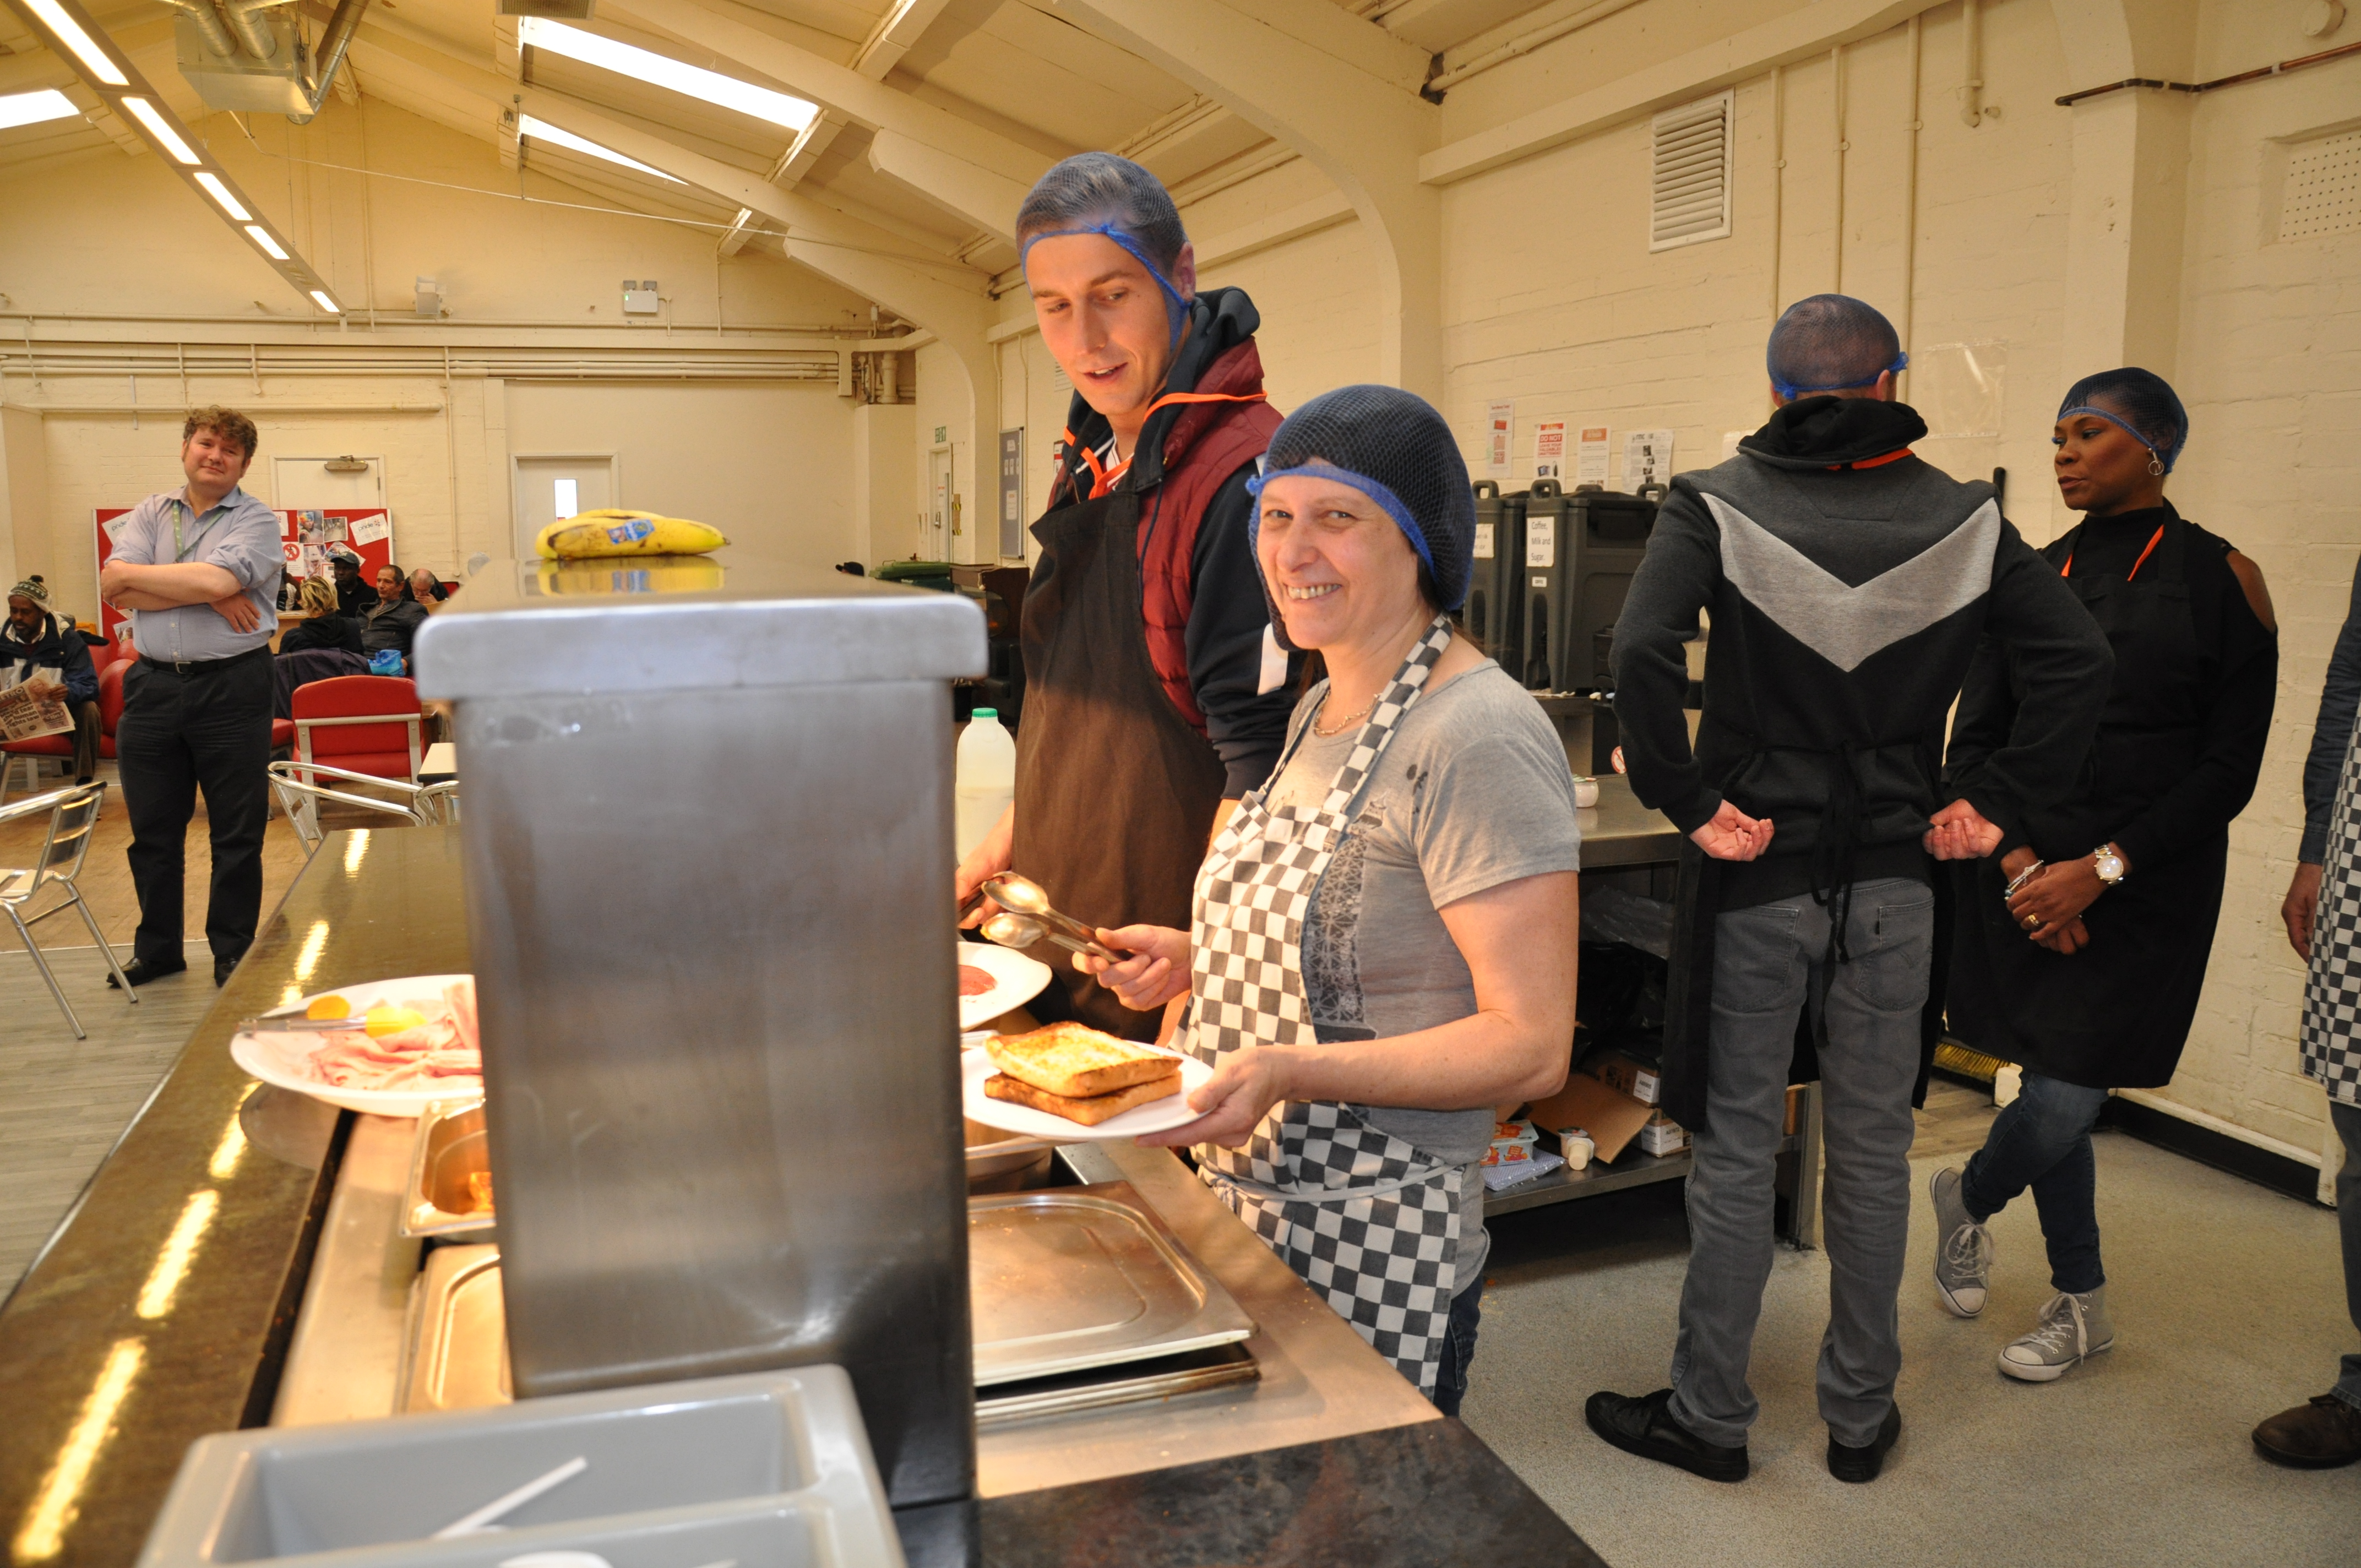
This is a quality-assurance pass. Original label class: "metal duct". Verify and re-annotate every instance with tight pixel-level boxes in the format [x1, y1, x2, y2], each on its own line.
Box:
[221, 0, 282, 61]
[287, 0, 370, 124]
[164, 0, 240, 61]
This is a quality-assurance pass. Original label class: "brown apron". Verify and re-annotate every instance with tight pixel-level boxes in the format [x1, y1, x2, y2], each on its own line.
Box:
[1013, 485, 1228, 1038]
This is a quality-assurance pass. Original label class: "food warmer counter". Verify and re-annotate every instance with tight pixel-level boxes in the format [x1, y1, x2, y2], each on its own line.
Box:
[0, 826, 1606, 1567]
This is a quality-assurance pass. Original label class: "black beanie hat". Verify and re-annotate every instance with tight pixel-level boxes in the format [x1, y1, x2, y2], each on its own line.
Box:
[1247, 385, 1476, 646]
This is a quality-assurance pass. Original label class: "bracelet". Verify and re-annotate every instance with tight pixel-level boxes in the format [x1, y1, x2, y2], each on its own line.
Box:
[2003, 861, 2047, 899]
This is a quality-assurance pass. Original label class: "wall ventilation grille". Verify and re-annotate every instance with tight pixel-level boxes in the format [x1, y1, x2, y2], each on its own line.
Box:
[1650, 91, 1734, 252]
[2282, 128, 2361, 241]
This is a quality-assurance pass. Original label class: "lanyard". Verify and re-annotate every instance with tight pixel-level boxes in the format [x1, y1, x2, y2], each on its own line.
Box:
[2063, 522, 2164, 582]
[168, 494, 225, 563]
[1065, 390, 1269, 500]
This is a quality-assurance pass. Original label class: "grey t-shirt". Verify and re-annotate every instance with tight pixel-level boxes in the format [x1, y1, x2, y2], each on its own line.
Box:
[1261, 658, 1583, 1291]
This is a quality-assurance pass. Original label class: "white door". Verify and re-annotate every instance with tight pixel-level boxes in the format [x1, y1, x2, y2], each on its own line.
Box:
[273, 455, 384, 510]
[924, 445, 951, 561]
[513, 456, 617, 558]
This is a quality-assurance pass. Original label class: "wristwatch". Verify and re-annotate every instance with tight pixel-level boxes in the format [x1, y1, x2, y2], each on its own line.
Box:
[2092, 843, 2127, 885]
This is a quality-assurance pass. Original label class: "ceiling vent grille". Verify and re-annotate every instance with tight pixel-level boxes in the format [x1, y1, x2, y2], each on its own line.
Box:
[2281, 128, 2361, 242]
[1650, 91, 1734, 253]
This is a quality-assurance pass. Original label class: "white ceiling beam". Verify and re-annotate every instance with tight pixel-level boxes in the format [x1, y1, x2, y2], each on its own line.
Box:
[1049, 0, 1444, 399]
[605, 0, 1052, 230]
[1420, 0, 1946, 184]
[864, 127, 1027, 242]
[850, 0, 954, 80]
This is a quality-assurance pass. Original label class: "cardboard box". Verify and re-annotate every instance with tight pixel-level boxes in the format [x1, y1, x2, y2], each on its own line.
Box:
[1638, 1112, 1688, 1157]
[1589, 1053, 1661, 1106]
[1526, 1072, 1653, 1162]
[1783, 1082, 1805, 1136]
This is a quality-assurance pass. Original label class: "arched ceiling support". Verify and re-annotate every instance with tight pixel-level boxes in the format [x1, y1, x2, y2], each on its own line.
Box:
[2048, 0, 2197, 383]
[605, 0, 1051, 241]
[1047, 0, 1444, 399]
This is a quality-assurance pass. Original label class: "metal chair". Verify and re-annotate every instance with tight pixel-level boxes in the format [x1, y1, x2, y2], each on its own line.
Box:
[0, 782, 136, 1038]
[268, 760, 457, 858]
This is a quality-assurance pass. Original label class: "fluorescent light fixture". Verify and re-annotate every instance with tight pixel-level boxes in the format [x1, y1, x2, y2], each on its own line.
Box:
[0, 88, 79, 132]
[21, 0, 127, 88]
[119, 96, 198, 164]
[517, 113, 683, 183]
[309, 290, 342, 314]
[518, 18, 817, 132]
[244, 224, 289, 259]
[193, 171, 251, 221]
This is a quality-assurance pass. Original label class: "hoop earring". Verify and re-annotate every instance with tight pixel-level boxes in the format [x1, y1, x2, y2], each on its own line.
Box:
[2147, 454, 2164, 476]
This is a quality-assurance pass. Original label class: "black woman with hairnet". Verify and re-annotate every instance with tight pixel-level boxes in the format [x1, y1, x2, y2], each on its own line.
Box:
[955, 153, 1300, 1039]
[1932, 369, 2277, 1384]
[1074, 386, 1582, 1415]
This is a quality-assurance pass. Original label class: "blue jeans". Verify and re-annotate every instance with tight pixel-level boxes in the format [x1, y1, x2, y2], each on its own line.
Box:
[1961, 1071, 2113, 1295]
[2333, 1099, 2361, 1411]
[1432, 1278, 1483, 1418]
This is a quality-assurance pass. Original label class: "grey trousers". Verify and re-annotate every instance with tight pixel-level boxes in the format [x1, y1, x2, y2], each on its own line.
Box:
[1668, 878, 1934, 1449]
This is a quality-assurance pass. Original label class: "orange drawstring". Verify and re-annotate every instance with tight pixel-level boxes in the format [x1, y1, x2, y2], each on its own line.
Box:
[2063, 523, 2164, 582]
[1064, 391, 1270, 499]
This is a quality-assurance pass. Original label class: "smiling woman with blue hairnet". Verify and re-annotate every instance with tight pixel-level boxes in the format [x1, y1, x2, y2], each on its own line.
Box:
[1074, 385, 1583, 1414]
[1934, 367, 2279, 1384]
[955, 153, 1301, 1040]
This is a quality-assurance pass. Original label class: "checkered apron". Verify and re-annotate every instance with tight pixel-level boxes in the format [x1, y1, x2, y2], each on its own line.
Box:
[1185, 615, 1465, 1394]
[2302, 712, 2361, 1109]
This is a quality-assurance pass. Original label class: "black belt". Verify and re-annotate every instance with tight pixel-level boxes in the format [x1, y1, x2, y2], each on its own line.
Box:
[138, 645, 270, 676]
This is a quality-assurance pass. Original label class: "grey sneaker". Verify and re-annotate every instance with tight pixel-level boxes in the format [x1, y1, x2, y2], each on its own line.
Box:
[1998, 1287, 2114, 1382]
[1930, 1167, 1994, 1319]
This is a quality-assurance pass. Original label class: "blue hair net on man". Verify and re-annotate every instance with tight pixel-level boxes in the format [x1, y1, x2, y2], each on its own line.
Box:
[1766, 294, 1910, 400]
[1016, 152, 1193, 344]
[1246, 385, 1476, 646]
[2055, 367, 2188, 475]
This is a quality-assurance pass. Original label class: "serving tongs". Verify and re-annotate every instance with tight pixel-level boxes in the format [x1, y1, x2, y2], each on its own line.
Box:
[973, 872, 1125, 963]
[235, 1014, 368, 1033]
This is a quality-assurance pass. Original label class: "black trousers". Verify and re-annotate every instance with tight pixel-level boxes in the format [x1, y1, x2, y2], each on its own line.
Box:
[118, 651, 273, 964]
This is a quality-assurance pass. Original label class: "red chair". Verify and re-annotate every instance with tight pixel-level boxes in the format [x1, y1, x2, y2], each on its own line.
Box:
[292, 676, 425, 782]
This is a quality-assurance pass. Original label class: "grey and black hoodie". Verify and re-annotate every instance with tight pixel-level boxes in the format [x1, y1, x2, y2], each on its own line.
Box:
[1612, 396, 2112, 913]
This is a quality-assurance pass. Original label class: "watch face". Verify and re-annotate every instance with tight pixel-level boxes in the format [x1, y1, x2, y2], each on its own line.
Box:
[2095, 849, 2124, 881]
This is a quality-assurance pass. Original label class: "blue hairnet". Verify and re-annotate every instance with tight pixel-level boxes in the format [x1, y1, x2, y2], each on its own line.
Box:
[1247, 384, 1475, 616]
[2055, 367, 2188, 475]
[1767, 294, 1908, 400]
[1016, 153, 1192, 346]
[1019, 222, 1190, 345]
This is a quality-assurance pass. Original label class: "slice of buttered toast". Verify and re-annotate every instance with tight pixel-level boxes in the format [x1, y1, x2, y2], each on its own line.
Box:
[984, 1022, 1180, 1098]
[983, 1071, 1181, 1126]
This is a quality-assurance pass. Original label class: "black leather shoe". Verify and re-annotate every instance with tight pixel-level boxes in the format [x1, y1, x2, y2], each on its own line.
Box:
[2253, 1395, 2361, 1468]
[107, 956, 186, 989]
[214, 955, 240, 987]
[1585, 1389, 1749, 1483]
[1829, 1403, 1903, 1483]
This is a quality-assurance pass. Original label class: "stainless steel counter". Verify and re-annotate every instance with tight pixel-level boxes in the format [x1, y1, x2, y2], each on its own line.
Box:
[975, 1143, 1440, 1498]
[1576, 774, 1682, 869]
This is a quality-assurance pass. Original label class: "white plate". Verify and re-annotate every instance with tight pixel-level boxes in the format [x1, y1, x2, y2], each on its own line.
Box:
[961, 1047, 1214, 1142]
[957, 942, 1052, 1031]
[229, 973, 478, 1119]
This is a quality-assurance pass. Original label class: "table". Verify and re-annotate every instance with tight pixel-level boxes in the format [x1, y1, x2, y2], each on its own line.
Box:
[417, 741, 456, 783]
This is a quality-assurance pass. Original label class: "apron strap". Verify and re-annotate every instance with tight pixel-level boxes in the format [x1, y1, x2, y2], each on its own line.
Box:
[1203, 1158, 1457, 1207]
[1313, 614, 1456, 819]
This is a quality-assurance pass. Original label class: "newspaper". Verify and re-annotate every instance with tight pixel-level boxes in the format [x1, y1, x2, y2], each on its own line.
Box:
[0, 670, 74, 743]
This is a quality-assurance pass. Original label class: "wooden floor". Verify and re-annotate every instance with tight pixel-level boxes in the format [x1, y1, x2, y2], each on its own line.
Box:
[0, 763, 325, 1298]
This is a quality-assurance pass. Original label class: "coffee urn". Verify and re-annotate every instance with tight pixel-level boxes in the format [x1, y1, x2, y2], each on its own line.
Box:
[415, 560, 986, 1533]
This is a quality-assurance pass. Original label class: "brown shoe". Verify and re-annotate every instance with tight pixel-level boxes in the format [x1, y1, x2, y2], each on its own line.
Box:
[2252, 1394, 2361, 1468]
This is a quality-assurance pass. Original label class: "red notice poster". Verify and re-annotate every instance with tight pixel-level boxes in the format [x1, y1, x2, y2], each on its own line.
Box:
[95, 507, 393, 647]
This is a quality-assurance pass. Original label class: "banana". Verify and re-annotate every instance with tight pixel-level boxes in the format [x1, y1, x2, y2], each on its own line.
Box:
[534, 511, 729, 559]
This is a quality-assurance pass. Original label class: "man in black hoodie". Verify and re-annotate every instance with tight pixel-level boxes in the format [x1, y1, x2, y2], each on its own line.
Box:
[1586, 296, 2110, 1485]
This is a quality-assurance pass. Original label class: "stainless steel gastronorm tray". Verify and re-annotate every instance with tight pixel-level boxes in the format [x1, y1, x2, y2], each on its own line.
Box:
[968, 1182, 1255, 1387]
[398, 1243, 510, 1414]
[401, 1098, 494, 1243]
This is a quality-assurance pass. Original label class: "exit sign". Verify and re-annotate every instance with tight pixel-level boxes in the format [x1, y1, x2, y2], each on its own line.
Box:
[933, 426, 947, 443]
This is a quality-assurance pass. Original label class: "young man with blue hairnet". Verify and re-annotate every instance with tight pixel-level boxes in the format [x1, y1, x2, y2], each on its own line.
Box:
[1588, 296, 2112, 1483]
[955, 153, 1299, 1039]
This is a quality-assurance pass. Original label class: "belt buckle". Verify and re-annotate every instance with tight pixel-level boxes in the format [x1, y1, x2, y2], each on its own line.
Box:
[173, 657, 192, 674]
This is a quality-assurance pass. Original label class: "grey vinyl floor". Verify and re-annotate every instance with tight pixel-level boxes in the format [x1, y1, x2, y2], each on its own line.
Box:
[0, 940, 216, 1298]
[1467, 1092, 2361, 1568]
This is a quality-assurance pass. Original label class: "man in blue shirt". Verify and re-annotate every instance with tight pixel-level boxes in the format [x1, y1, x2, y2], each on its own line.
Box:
[99, 406, 283, 987]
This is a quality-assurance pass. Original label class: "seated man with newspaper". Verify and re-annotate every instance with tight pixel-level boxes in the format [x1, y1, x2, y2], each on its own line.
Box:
[3, 575, 101, 786]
